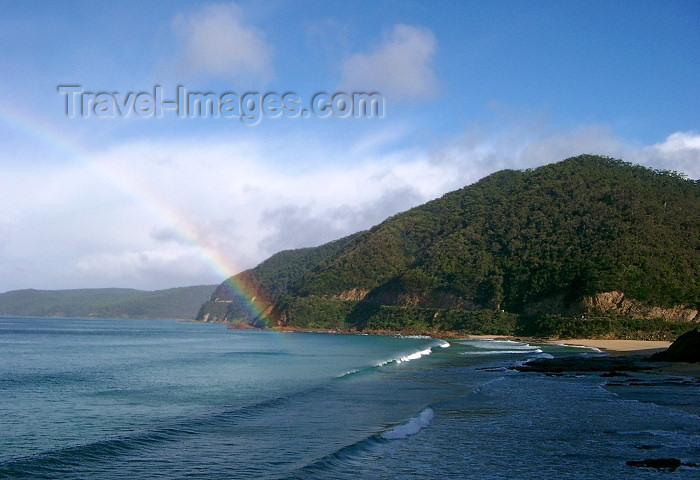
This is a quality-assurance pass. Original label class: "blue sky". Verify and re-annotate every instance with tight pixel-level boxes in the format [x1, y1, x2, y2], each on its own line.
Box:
[0, 0, 698, 291]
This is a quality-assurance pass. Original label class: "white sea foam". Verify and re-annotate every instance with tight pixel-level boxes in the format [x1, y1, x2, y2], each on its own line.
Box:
[511, 351, 555, 368]
[461, 348, 543, 355]
[554, 343, 604, 353]
[375, 339, 450, 368]
[335, 368, 361, 379]
[480, 340, 537, 350]
[399, 348, 433, 362]
[459, 339, 542, 356]
[376, 347, 434, 367]
[382, 407, 434, 440]
[459, 339, 536, 349]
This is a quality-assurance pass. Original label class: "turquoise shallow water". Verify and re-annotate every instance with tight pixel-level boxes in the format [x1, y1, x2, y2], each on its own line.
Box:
[1, 317, 698, 479]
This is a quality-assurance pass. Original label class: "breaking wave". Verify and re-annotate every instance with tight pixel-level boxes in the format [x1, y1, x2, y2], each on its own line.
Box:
[376, 348, 433, 366]
[553, 343, 604, 353]
[335, 341, 449, 379]
[381, 407, 434, 440]
[285, 407, 436, 479]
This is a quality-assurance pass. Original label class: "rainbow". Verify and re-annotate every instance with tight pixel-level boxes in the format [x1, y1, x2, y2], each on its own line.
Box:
[0, 104, 269, 324]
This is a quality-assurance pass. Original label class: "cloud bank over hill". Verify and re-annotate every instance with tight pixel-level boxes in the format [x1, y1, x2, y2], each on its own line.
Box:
[2, 122, 696, 292]
[0, 1, 697, 291]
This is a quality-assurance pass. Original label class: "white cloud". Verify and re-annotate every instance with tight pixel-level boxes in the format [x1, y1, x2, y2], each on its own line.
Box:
[173, 3, 273, 85]
[517, 126, 629, 167]
[653, 132, 700, 153]
[75, 247, 213, 287]
[260, 186, 424, 253]
[88, 135, 441, 268]
[633, 132, 700, 178]
[2, 123, 698, 292]
[82, 127, 699, 289]
[340, 24, 438, 100]
[433, 127, 700, 189]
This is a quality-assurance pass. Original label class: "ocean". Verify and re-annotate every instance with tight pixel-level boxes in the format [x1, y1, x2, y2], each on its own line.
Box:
[1, 317, 698, 479]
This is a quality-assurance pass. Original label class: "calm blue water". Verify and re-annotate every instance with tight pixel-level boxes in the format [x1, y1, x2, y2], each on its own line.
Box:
[1, 317, 698, 479]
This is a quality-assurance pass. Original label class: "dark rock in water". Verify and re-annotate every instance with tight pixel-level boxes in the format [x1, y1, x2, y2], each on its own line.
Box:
[651, 329, 700, 363]
[626, 458, 682, 471]
[514, 355, 652, 374]
[600, 371, 631, 378]
[606, 376, 699, 388]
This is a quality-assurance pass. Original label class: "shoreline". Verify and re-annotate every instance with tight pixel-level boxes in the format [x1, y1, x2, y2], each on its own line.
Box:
[542, 339, 671, 355]
[223, 322, 700, 378]
[225, 323, 676, 355]
[461, 334, 672, 355]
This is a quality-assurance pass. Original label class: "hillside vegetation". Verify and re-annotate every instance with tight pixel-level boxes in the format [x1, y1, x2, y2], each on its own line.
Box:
[0, 285, 217, 319]
[197, 234, 361, 324]
[198, 156, 700, 339]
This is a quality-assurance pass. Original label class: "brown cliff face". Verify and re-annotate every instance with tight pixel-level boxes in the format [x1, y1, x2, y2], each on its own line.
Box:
[581, 291, 699, 323]
[523, 290, 699, 323]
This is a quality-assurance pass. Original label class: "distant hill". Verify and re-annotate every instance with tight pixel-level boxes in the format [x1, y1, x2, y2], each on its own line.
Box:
[0, 285, 218, 319]
[197, 234, 361, 323]
[197, 155, 700, 339]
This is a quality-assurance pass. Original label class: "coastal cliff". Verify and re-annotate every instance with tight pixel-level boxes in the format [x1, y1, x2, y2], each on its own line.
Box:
[582, 291, 699, 323]
[197, 156, 700, 339]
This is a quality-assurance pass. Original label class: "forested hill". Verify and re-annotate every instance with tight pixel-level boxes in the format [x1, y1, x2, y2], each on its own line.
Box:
[198, 156, 700, 338]
[0, 285, 217, 319]
[197, 233, 362, 323]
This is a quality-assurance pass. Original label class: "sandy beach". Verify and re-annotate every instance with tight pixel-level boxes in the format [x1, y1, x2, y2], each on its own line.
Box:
[462, 335, 672, 355]
[547, 339, 671, 355]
